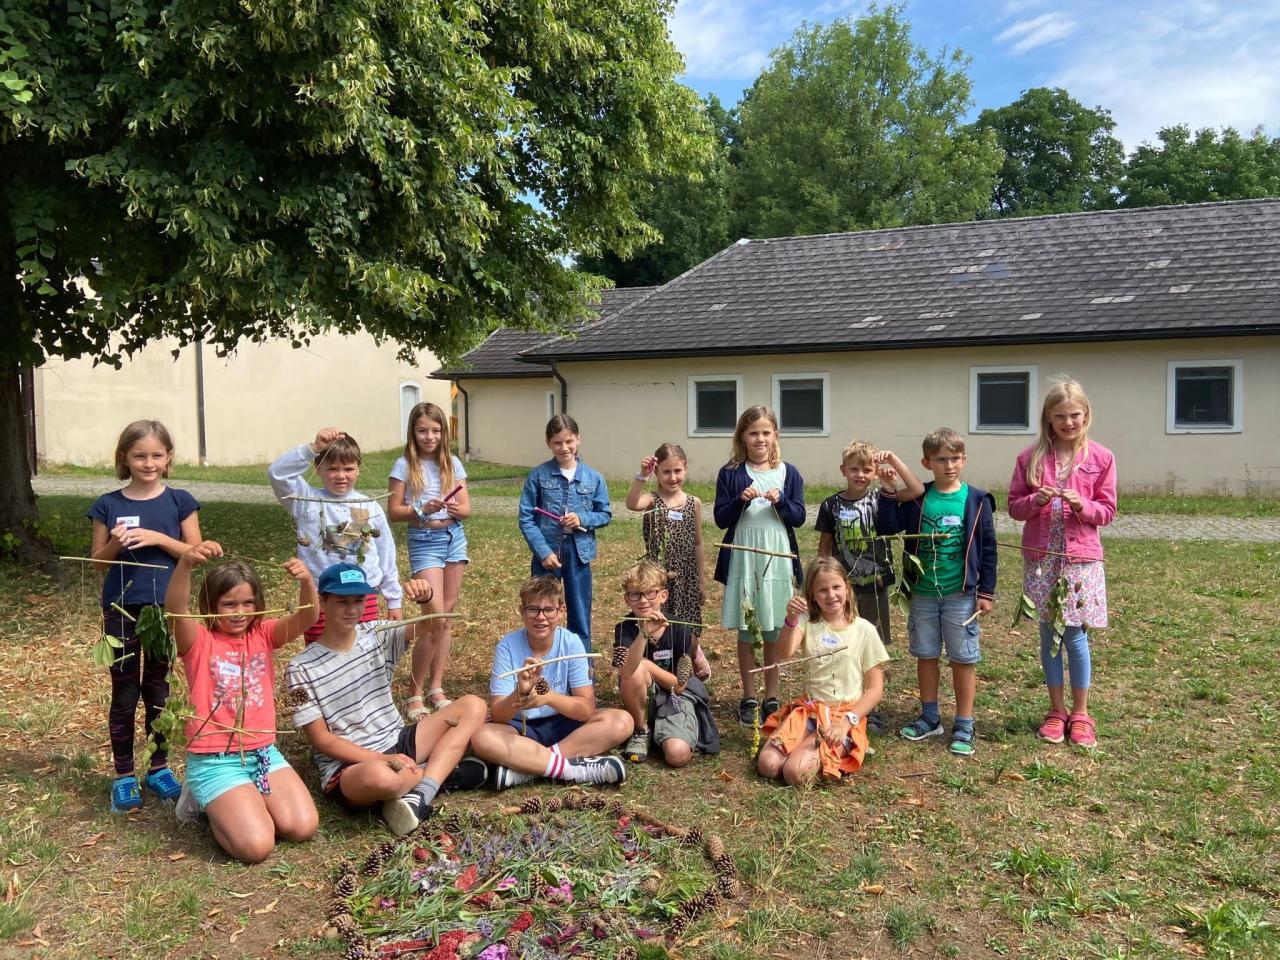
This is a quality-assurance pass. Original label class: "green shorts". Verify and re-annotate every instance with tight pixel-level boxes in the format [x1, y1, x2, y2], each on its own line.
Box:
[652, 689, 698, 749]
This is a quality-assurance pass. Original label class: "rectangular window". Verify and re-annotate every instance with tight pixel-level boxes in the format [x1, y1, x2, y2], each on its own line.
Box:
[969, 365, 1037, 434]
[1167, 360, 1243, 433]
[772, 373, 829, 435]
[687, 376, 742, 436]
[546, 391, 556, 419]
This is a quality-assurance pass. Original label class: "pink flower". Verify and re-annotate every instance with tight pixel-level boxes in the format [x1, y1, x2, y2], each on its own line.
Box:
[476, 946, 508, 960]
[495, 876, 518, 891]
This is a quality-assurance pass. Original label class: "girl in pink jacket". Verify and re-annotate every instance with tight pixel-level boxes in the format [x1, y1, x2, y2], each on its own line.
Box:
[1008, 380, 1116, 748]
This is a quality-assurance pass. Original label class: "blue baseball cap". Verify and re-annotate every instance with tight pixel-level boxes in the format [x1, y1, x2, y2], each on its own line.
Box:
[316, 562, 376, 596]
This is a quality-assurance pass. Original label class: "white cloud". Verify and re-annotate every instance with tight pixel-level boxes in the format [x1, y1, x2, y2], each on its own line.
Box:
[996, 12, 1077, 54]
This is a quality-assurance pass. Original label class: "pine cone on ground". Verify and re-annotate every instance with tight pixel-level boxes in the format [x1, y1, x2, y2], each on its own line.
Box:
[616, 948, 638, 960]
[361, 840, 396, 876]
[716, 872, 740, 898]
[443, 812, 462, 833]
[675, 654, 693, 687]
[344, 939, 373, 960]
[544, 796, 563, 813]
[611, 646, 629, 668]
[640, 876, 660, 895]
[333, 871, 356, 899]
[607, 799, 624, 817]
[668, 914, 689, 940]
[520, 796, 543, 814]
[331, 914, 356, 936]
[705, 834, 726, 860]
[534, 677, 550, 695]
[586, 795, 606, 811]
[681, 826, 704, 848]
[327, 898, 353, 921]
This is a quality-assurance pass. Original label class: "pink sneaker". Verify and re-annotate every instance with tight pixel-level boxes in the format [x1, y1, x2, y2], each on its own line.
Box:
[1037, 709, 1069, 744]
[1068, 713, 1097, 748]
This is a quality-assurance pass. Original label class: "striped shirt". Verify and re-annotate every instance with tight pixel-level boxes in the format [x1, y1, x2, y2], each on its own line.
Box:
[285, 621, 409, 789]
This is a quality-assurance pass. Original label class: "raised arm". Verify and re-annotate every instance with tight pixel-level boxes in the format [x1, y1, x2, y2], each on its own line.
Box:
[625, 456, 657, 512]
[268, 429, 341, 513]
[166, 541, 224, 655]
[777, 595, 808, 660]
[270, 559, 319, 648]
[874, 451, 925, 501]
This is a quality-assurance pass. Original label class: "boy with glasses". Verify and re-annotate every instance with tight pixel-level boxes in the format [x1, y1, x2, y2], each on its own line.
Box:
[470, 576, 632, 789]
[614, 562, 720, 765]
[879, 428, 997, 757]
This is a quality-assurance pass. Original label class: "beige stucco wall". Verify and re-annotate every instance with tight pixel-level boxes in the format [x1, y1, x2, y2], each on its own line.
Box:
[461, 336, 1280, 494]
[455, 376, 561, 467]
[35, 332, 449, 466]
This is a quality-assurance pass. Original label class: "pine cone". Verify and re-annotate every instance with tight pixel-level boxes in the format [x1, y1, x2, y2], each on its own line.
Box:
[333, 871, 356, 899]
[586, 795, 606, 811]
[714, 852, 736, 877]
[327, 897, 353, 921]
[716, 872, 739, 898]
[332, 914, 356, 936]
[345, 939, 373, 960]
[617, 948, 638, 960]
[544, 796, 563, 813]
[361, 840, 396, 876]
[534, 677, 550, 695]
[705, 834, 726, 860]
[607, 799, 624, 817]
[611, 646, 629, 668]
[386, 757, 405, 773]
[285, 686, 311, 709]
[443, 812, 462, 833]
[641, 876, 660, 895]
[675, 654, 693, 687]
[520, 796, 543, 814]
[681, 826, 704, 848]
[668, 914, 688, 939]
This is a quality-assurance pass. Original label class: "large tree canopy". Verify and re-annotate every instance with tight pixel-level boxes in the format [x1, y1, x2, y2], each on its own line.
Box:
[1121, 125, 1280, 208]
[0, 0, 706, 563]
[729, 5, 1001, 238]
[971, 86, 1123, 217]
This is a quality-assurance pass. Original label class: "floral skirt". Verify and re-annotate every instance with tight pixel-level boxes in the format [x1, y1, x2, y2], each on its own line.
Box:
[761, 698, 870, 779]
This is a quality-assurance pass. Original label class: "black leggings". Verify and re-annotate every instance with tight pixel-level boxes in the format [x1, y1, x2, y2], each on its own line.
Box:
[105, 605, 171, 775]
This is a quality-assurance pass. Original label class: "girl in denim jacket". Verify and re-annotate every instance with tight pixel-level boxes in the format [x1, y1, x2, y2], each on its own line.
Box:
[518, 415, 612, 649]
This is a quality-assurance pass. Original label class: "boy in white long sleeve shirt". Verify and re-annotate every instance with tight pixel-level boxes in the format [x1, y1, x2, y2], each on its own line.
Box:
[269, 428, 403, 639]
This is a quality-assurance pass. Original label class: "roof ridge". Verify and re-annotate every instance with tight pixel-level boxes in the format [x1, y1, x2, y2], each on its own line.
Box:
[516, 283, 663, 359]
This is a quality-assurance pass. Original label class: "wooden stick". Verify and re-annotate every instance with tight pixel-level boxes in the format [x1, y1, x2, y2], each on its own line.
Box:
[714, 542, 797, 559]
[995, 540, 1095, 562]
[748, 645, 847, 675]
[60, 555, 168, 570]
[961, 609, 989, 627]
[109, 603, 136, 622]
[220, 552, 281, 567]
[619, 615, 710, 629]
[166, 604, 314, 619]
[184, 715, 295, 737]
[280, 492, 391, 504]
[494, 652, 603, 680]
[372, 612, 463, 632]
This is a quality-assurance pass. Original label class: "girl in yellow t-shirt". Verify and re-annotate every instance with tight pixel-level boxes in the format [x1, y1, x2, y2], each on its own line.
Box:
[758, 558, 890, 785]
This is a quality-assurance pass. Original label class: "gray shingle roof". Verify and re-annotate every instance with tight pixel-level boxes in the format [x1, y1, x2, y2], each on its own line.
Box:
[429, 287, 653, 379]
[522, 200, 1280, 361]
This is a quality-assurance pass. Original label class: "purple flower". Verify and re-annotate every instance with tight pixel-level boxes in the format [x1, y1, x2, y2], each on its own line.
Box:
[476, 944, 508, 960]
[496, 876, 518, 891]
[378, 897, 396, 909]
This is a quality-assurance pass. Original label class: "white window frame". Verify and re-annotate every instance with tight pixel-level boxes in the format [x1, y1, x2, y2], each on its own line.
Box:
[399, 380, 422, 436]
[546, 391, 557, 419]
[687, 375, 743, 437]
[771, 372, 831, 436]
[969, 364, 1038, 435]
[1166, 359, 1244, 434]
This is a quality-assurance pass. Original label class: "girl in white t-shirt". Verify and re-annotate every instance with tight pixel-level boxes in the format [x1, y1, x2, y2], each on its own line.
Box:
[387, 402, 470, 719]
[758, 557, 890, 785]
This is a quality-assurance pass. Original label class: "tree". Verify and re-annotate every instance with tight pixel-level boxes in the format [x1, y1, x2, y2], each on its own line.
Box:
[728, 4, 1001, 238]
[971, 87, 1123, 216]
[576, 95, 732, 286]
[1121, 125, 1280, 207]
[0, 0, 706, 565]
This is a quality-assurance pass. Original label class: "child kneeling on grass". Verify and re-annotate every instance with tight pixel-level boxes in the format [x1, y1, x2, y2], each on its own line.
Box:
[285, 563, 488, 836]
[614, 562, 720, 766]
[470, 576, 632, 790]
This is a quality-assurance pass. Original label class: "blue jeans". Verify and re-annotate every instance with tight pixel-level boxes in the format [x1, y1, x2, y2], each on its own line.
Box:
[907, 592, 981, 664]
[531, 549, 593, 651]
[1039, 622, 1091, 689]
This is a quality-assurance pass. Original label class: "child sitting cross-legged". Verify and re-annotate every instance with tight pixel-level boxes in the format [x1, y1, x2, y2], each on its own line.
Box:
[469, 576, 632, 790]
[758, 558, 890, 786]
[615, 562, 720, 766]
[285, 563, 488, 836]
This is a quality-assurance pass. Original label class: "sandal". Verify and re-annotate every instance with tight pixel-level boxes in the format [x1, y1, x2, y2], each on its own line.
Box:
[899, 715, 944, 741]
[426, 687, 454, 711]
[737, 698, 759, 725]
[1068, 713, 1097, 748]
[1038, 709, 1069, 744]
[760, 697, 781, 722]
[404, 695, 428, 722]
[949, 726, 976, 757]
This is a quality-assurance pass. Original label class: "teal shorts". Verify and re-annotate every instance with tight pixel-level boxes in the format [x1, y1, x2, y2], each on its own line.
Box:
[185, 745, 291, 808]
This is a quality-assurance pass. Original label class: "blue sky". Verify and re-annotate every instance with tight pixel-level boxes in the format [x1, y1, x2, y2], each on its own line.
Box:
[670, 0, 1280, 152]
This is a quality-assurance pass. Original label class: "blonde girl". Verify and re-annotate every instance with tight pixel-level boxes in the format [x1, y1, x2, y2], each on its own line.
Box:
[758, 558, 889, 785]
[712, 406, 806, 726]
[388, 402, 471, 718]
[1008, 379, 1116, 748]
[625, 442, 711, 678]
[166, 542, 319, 863]
[89, 420, 201, 812]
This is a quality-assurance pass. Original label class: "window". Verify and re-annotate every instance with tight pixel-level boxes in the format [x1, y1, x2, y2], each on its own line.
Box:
[969, 365, 1037, 434]
[1167, 360, 1243, 433]
[546, 391, 557, 419]
[772, 373, 830, 435]
[399, 381, 421, 435]
[687, 376, 742, 436]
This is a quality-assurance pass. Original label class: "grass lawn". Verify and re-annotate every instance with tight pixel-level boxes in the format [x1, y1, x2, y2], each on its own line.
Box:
[1, 499, 1277, 958]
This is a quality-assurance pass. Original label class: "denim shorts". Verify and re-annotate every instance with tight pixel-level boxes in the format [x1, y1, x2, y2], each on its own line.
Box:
[185, 744, 291, 808]
[907, 592, 981, 664]
[407, 524, 469, 572]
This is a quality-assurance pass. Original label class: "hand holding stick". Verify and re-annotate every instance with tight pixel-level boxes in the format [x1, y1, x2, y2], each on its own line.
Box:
[534, 506, 585, 532]
[748, 645, 847, 675]
[493, 652, 602, 681]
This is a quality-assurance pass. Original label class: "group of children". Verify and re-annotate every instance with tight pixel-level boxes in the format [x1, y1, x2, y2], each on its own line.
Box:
[88, 377, 1115, 861]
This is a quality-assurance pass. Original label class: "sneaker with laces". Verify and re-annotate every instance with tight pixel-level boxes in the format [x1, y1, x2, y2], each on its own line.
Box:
[623, 730, 650, 763]
[492, 764, 537, 792]
[441, 757, 489, 793]
[566, 755, 627, 786]
[174, 783, 201, 824]
[144, 767, 183, 800]
[111, 775, 143, 813]
[381, 794, 425, 836]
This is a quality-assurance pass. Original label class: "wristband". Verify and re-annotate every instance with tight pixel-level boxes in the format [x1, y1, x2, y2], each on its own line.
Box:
[635, 473, 650, 482]
[783, 616, 799, 628]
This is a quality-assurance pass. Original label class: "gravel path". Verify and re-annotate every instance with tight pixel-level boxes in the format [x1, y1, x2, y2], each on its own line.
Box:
[33, 475, 1280, 542]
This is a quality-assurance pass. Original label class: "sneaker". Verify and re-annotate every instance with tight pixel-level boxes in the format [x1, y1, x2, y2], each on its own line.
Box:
[441, 757, 489, 793]
[1068, 713, 1097, 748]
[174, 782, 201, 825]
[866, 710, 887, 735]
[144, 767, 183, 800]
[899, 716, 945, 741]
[737, 698, 759, 725]
[623, 730, 650, 763]
[760, 697, 781, 722]
[949, 726, 976, 757]
[111, 775, 143, 813]
[381, 795, 425, 836]
[1037, 709, 1069, 744]
[492, 764, 537, 792]
[566, 755, 627, 786]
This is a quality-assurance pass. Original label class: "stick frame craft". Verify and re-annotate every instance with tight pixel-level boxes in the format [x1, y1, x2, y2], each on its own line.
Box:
[747, 644, 848, 675]
[493, 652, 603, 681]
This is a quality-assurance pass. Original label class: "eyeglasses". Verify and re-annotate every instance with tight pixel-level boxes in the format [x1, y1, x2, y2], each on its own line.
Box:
[624, 589, 662, 602]
[930, 456, 964, 466]
[522, 605, 561, 619]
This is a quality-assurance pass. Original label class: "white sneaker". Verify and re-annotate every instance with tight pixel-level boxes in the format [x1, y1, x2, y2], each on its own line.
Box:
[175, 783, 200, 825]
[566, 755, 627, 785]
[380, 796, 421, 836]
[492, 764, 537, 792]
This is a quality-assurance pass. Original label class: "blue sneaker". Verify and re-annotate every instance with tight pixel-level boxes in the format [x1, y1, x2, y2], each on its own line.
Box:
[144, 767, 183, 800]
[111, 775, 143, 812]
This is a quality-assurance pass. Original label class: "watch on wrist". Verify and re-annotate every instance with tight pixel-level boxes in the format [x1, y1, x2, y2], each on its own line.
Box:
[845, 711, 860, 727]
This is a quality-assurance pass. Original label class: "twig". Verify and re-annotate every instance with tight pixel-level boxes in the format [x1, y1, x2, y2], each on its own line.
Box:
[961, 609, 989, 627]
[109, 603, 136, 622]
[280, 493, 391, 504]
[166, 604, 314, 619]
[187, 696, 225, 744]
[534, 506, 586, 532]
[714, 542, 797, 559]
[995, 540, 1095, 562]
[619, 615, 710, 629]
[60, 556, 168, 570]
[494, 652, 603, 680]
[748, 645, 847, 675]
[372, 612, 463, 632]
[220, 552, 281, 567]
[184, 715, 295, 737]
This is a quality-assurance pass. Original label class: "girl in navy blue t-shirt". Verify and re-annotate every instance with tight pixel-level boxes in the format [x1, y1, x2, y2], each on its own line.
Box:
[88, 420, 201, 812]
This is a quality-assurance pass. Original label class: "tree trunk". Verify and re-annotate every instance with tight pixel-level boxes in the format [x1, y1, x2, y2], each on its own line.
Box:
[0, 362, 58, 574]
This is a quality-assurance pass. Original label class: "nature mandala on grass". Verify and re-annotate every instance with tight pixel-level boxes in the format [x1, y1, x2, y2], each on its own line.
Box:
[330, 793, 739, 960]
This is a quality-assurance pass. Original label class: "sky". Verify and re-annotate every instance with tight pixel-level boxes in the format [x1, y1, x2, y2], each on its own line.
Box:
[670, 0, 1280, 153]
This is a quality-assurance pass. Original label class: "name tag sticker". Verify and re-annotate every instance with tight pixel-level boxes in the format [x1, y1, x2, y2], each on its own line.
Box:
[837, 508, 857, 521]
[940, 516, 962, 527]
[116, 516, 140, 529]
[218, 662, 242, 681]
[654, 650, 673, 662]
[339, 570, 365, 584]
[667, 510, 684, 521]
[752, 497, 770, 508]
[819, 634, 841, 649]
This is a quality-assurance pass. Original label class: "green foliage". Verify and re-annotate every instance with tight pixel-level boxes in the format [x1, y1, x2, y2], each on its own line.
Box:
[971, 87, 1123, 217]
[729, 5, 1001, 238]
[90, 632, 126, 668]
[1173, 900, 1275, 957]
[135, 603, 174, 661]
[1122, 125, 1280, 208]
